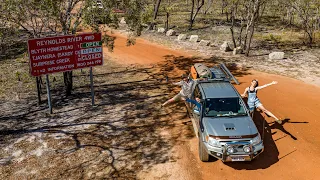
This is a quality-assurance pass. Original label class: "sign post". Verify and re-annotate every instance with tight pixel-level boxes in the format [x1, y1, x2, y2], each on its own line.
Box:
[36, 77, 41, 105]
[45, 74, 52, 114]
[27, 33, 103, 111]
[90, 67, 95, 106]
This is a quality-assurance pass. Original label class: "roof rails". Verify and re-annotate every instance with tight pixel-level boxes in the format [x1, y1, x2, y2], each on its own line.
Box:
[219, 63, 239, 85]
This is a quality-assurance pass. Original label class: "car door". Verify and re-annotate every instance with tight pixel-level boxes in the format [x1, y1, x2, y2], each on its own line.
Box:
[192, 85, 203, 128]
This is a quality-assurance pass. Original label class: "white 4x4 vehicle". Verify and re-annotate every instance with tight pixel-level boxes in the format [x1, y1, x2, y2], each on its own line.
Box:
[187, 63, 264, 162]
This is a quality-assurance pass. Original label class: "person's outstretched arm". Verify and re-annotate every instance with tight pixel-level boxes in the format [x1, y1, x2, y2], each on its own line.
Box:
[172, 81, 183, 86]
[256, 81, 278, 90]
[241, 87, 249, 97]
[186, 98, 201, 110]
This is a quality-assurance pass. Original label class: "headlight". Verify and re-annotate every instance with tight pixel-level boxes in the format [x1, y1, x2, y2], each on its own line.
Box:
[243, 145, 251, 153]
[207, 137, 220, 147]
[251, 134, 262, 146]
[227, 146, 235, 153]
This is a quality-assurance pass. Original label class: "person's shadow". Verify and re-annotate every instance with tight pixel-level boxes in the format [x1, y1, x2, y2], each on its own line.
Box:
[225, 96, 309, 170]
[268, 118, 308, 141]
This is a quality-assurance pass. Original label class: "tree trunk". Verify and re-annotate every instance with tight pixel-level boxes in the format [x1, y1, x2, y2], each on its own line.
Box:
[243, 25, 249, 51]
[260, 3, 266, 18]
[62, 1, 76, 97]
[245, 25, 255, 56]
[226, 12, 229, 22]
[239, 18, 245, 47]
[165, 12, 169, 31]
[230, 7, 237, 48]
[316, 7, 320, 30]
[63, 29, 73, 96]
[63, 71, 73, 96]
[149, 0, 162, 30]
[204, 0, 213, 14]
[243, 2, 252, 51]
[243, 0, 261, 56]
[305, 27, 313, 47]
[245, 0, 261, 56]
[189, 0, 195, 30]
[153, 0, 162, 19]
[31, 33, 43, 104]
[221, 0, 225, 15]
[189, 0, 205, 30]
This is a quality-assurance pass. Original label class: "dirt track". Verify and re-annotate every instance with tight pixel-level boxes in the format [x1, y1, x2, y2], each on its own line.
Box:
[107, 32, 320, 180]
[1, 32, 319, 179]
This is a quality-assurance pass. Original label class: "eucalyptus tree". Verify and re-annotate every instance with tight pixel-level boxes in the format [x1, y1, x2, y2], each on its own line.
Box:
[0, 0, 146, 96]
[189, 0, 205, 30]
[229, 0, 266, 56]
[282, 0, 320, 46]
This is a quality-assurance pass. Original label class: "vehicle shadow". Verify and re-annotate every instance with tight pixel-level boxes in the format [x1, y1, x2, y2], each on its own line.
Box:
[224, 109, 280, 170]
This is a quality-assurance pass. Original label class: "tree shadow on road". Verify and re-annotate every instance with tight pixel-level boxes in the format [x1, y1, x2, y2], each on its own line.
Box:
[0, 82, 181, 179]
[0, 56, 207, 179]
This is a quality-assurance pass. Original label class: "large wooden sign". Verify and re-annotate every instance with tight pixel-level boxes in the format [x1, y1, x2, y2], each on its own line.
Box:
[28, 33, 103, 76]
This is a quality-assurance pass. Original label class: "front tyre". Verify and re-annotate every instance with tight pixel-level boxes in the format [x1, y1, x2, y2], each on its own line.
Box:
[199, 140, 209, 162]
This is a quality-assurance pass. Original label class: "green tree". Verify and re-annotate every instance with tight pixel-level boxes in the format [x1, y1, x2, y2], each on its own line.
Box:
[1, 0, 146, 96]
[229, 0, 266, 56]
[0, 16, 18, 55]
[1, 0, 58, 102]
[282, 0, 319, 46]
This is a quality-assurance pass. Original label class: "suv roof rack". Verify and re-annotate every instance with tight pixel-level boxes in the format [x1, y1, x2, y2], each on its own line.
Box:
[192, 63, 239, 85]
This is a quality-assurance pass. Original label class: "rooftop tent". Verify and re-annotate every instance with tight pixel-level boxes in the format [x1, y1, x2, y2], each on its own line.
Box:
[190, 63, 213, 79]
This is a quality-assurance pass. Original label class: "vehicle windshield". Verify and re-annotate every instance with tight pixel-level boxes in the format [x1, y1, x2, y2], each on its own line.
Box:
[204, 98, 247, 117]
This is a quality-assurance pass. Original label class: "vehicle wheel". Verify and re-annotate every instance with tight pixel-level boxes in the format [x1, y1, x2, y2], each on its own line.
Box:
[199, 140, 209, 162]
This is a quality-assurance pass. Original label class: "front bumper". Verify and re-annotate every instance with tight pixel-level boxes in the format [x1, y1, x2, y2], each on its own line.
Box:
[205, 141, 264, 162]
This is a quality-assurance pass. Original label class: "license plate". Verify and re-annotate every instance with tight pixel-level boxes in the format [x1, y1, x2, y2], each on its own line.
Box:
[231, 156, 246, 161]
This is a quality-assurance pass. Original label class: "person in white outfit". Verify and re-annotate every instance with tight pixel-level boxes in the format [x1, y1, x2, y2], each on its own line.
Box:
[241, 79, 282, 124]
[161, 74, 196, 107]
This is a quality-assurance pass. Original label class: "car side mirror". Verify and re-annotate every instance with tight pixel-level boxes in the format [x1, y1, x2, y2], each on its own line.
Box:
[193, 107, 200, 115]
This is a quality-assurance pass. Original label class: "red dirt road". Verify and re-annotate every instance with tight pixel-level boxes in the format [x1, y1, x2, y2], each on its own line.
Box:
[105, 32, 190, 65]
[197, 73, 320, 180]
[106, 33, 320, 180]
